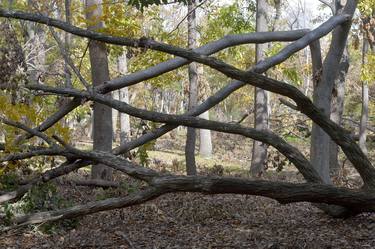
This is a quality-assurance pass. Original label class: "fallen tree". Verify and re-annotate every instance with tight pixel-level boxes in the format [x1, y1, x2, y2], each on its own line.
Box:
[0, 0, 374, 232]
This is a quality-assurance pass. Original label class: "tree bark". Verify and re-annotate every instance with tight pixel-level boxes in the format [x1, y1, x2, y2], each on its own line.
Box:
[329, 46, 349, 177]
[250, 0, 269, 177]
[359, 39, 369, 155]
[112, 89, 119, 141]
[64, 0, 72, 88]
[85, 0, 113, 180]
[185, 0, 198, 175]
[117, 51, 131, 144]
[310, 0, 355, 184]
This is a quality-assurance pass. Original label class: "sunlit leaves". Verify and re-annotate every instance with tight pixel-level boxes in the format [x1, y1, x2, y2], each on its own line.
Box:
[361, 53, 375, 82]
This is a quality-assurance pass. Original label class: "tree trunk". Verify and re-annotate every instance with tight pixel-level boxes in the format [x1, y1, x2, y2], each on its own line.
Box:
[185, 0, 198, 175]
[25, 0, 45, 86]
[85, 0, 113, 180]
[310, 0, 354, 184]
[250, 0, 269, 177]
[117, 52, 131, 144]
[199, 111, 212, 158]
[112, 89, 119, 142]
[329, 46, 349, 177]
[359, 39, 369, 155]
[64, 0, 72, 88]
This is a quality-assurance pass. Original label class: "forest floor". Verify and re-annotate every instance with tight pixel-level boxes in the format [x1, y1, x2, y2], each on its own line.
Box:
[1, 133, 375, 249]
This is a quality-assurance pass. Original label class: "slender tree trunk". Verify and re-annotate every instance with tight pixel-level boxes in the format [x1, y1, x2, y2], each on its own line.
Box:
[85, 0, 113, 180]
[117, 52, 131, 144]
[64, 0, 72, 88]
[185, 0, 198, 175]
[199, 111, 212, 158]
[112, 90, 119, 142]
[329, 46, 349, 177]
[250, 0, 269, 177]
[359, 39, 369, 155]
[26, 0, 45, 86]
[197, 65, 212, 158]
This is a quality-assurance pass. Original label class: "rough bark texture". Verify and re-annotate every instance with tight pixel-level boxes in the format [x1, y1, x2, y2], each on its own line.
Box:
[86, 0, 113, 180]
[185, 0, 198, 175]
[329, 46, 349, 177]
[310, 0, 355, 184]
[251, 0, 269, 177]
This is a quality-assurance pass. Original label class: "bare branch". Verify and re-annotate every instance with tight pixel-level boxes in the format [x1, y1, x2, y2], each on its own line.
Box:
[0, 148, 67, 163]
[0, 117, 57, 148]
[49, 27, 90, 89]
[317, 0, 334, 14]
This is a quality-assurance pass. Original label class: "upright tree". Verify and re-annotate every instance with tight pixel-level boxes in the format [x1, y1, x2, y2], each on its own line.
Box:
[85, 0, 113, 180]
[310, 0, 355, 183]
[250, 0, 269, 177]
[198, 65, 212, 158]
[326, 0, 350, 177]
[358, 4, 374, 154]
[185, 0, 198, 175]
[64, 0, 72, 88]
[117, 51, 131, 144]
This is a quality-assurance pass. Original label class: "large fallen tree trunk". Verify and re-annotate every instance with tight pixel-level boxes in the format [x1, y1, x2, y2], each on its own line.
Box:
[4, 176, 375, 232]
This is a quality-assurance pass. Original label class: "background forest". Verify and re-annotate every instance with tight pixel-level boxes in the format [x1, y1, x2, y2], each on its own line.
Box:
[0, 0, 375, 248]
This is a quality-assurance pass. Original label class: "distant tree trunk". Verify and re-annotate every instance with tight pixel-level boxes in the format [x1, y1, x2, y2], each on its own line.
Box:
[25, 0, 45, 85]
[117, 51, 131, 144]
[185, 0, 198, 175]
[64, 0, 72, 88]
[85, 0, 113, 180]
[199, 111, 212, 158]
[197, 65, 212, 158]
[250, 0, 269, 177]
[359, 39, 369, 155]
[112, 90, 119, 142]
[329, 46, 349, 177]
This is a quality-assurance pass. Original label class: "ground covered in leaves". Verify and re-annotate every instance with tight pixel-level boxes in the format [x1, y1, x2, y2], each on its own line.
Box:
[1, 133, 375, 248]
[2, 192, 375, 249]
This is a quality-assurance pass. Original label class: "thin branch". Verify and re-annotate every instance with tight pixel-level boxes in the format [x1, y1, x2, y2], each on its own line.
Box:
[0, 117, 57, 148]
[167, 0, 208, 35]
[0, 148, 67, 163]
[317, 0, 334, 14]
[49, 27, 90, 89]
